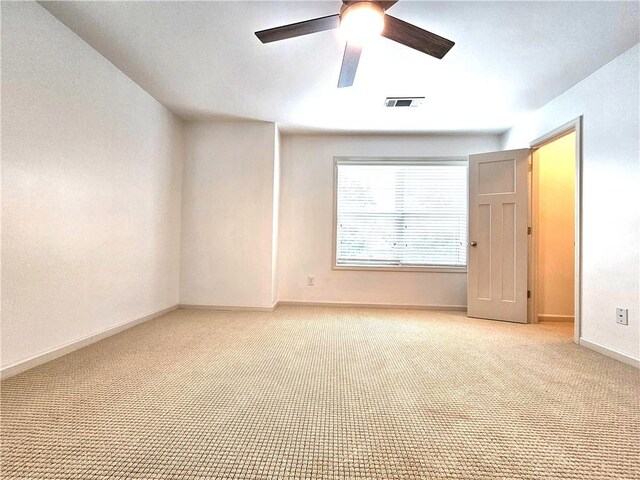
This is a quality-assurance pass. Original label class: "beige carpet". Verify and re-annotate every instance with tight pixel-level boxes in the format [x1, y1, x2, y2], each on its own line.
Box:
[1, 307, 639, 479]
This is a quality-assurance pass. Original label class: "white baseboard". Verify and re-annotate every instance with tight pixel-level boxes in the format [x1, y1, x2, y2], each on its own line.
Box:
[179, 304, 278, 312]
[538, 314, 574, 322]
[1, 305, 178, 380]
[277, 301, 467, 311]
[579, 338, 639, 368]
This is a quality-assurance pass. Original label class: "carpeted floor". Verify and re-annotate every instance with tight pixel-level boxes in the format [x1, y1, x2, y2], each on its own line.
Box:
[1, 307, 639, 479]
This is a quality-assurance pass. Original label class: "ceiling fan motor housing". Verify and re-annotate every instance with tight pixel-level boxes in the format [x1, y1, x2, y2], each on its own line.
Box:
[340, 1, 385, 18]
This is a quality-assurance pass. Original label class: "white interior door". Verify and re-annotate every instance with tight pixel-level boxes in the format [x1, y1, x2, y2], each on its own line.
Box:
[468, 149, 530, 323]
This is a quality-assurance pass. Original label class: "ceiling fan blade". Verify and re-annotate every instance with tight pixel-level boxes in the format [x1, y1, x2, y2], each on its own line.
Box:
[255, 14, 340, 43]
[382, 15, 454, 59]
[338, 42, 363, 88]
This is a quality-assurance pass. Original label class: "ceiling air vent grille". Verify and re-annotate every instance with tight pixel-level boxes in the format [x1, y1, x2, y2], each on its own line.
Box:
[385, 97, 425, 107]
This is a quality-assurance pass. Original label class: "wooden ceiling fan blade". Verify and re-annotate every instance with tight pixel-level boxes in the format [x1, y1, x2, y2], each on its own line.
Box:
[338, 42, 363, 88]
[382, 15, 454, 59]
[255, 14, 340, 43]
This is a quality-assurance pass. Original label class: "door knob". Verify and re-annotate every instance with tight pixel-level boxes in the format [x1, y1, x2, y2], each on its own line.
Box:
[470, 241, 477, 247]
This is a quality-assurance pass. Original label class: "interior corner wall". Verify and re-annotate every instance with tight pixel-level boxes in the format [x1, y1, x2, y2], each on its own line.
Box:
[277, 133, 500, 308]
[502, 43, 640, 361]
[1, 2, 185, 370]
[179, 120, 278, 308]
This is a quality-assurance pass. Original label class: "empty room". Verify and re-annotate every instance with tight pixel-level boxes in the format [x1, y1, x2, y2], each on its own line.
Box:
[1, 1, 639, 479]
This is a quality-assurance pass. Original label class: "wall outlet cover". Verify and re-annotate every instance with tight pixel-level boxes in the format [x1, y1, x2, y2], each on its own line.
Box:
[616, 307, 628, 325]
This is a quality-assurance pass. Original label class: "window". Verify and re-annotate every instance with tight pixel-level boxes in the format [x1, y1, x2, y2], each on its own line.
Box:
[334, 158, 468, 270]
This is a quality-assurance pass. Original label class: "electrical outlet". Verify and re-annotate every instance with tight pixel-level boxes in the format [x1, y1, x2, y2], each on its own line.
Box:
[307, 275, 315, 287]
[616, 307, 628, 325]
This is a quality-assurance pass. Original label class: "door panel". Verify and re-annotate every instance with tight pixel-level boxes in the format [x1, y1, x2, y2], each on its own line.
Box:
[478, 159, 515, 194]
[468, 149, 530, 323]
[477, 204, 491, 299]
[501, 202, 516, 302]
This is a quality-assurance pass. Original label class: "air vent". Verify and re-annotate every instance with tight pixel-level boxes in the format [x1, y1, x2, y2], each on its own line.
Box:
[385, 97, 425, 108]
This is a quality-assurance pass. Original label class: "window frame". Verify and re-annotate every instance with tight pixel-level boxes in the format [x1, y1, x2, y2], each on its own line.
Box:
[332, 156, 469, 273]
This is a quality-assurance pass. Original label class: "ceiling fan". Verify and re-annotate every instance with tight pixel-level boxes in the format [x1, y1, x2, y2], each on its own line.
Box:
[255, 1, 455, 88]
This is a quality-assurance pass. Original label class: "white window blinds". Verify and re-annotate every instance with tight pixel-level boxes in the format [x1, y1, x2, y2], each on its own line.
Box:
[335, 160, 467, 268]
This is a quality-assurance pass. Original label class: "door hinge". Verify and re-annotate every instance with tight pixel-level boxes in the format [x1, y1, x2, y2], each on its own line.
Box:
[527, 290, 531, 299]
[528, 163, 532, 172]
[528, 226, 532, 235]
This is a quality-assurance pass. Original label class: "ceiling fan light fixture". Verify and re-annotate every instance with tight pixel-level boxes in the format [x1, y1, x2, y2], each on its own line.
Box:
[340, 2, 385, 45]
[255, 0, 455, 88]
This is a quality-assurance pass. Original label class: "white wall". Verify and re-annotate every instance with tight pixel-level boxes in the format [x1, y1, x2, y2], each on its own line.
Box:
[502, 44, 640, 361]
[179, 120, 279, 308]
[278, 134, 500, 307]
[1, 3, 184, 369]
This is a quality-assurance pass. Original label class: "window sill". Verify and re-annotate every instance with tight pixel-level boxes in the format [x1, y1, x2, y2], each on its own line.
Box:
[333, 265, 467, 273]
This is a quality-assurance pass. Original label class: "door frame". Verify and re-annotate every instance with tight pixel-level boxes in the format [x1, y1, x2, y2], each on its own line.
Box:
[529, 116, 583, 344]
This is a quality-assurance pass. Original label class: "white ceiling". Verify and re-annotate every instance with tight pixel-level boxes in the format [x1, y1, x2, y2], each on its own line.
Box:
[41, 1, 639, 134]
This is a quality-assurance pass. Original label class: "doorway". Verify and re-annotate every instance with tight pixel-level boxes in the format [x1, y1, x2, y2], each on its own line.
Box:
[530, 131, 576, 328]
[467, 117, 582, 342]
[529, 117, 582, 343]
